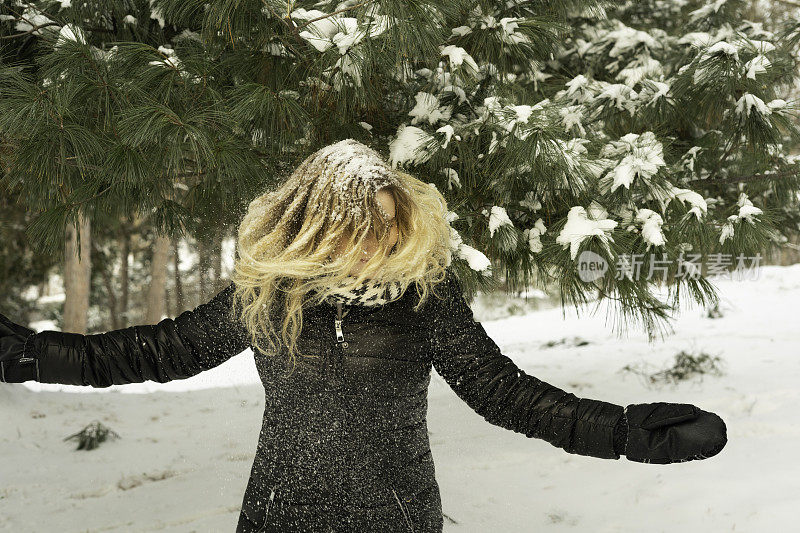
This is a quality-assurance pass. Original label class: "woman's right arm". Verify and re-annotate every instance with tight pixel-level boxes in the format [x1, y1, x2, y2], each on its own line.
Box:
[0, 282, 252, 387]
[420, 266, 626, 460]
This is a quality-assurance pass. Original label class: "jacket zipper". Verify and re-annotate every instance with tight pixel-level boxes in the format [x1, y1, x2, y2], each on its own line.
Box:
[335, 302, 345, 343]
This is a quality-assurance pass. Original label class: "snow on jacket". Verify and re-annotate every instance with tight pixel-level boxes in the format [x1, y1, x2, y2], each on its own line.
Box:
[7, 266, 625, 532]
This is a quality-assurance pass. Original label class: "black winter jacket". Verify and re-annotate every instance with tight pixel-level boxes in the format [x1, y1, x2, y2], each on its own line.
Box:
[2, 267, 625, 532]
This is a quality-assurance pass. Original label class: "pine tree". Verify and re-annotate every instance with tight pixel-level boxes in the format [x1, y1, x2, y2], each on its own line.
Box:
[2, 0, 799, 339]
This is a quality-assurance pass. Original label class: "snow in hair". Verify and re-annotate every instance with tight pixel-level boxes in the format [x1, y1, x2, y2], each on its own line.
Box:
[311, 139, 402, 193]
[308, 138, 412, 222]
[239, 139, 409, 254]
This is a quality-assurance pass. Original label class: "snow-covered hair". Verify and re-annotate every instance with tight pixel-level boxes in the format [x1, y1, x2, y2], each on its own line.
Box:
[231, 139, 452, 370]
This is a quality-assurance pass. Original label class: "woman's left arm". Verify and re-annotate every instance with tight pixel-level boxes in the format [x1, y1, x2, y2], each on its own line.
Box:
[424, 267, 626, 460]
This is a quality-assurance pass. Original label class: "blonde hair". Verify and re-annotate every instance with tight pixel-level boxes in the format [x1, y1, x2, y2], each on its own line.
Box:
[230, 139, 452, 371]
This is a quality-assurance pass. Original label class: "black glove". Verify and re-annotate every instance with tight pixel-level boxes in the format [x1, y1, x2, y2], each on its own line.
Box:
[619, 402, 727, 464]
[0, 312, 40, 383]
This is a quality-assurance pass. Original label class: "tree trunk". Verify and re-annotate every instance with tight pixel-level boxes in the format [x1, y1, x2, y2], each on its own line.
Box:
[145, 233, 171, 324]
[63, 212, 91, 333]
[37, 279, 48, 298]
[94, 240, 120, 330]
[119, 227, 130, 325]
[173, 235, 185, 315]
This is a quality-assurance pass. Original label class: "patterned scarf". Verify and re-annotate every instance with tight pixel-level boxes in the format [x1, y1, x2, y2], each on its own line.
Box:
[314, 276, 404, 307]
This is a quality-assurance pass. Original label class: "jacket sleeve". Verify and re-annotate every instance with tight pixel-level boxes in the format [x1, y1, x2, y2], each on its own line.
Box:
[424, 267, 625, 460]
[8, 282, 252, 387]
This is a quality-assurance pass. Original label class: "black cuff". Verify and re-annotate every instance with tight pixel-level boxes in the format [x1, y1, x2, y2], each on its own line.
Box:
[0, 357, 40, 383]
[0, 333, 40, 383]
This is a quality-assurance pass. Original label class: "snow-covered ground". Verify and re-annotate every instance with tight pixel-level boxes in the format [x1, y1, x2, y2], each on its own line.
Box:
[2, 264, 799, 532]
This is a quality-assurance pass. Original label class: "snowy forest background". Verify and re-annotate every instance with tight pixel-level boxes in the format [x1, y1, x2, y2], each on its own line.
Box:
[2, 0, 800, 531]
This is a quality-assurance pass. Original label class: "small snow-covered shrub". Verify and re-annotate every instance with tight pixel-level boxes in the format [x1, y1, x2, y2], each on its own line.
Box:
[621, 349, 725, 388]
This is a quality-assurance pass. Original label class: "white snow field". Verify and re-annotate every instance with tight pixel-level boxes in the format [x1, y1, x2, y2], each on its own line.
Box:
[2, 264, 798, 532]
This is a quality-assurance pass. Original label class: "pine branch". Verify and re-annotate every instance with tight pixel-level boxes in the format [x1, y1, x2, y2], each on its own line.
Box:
[715, 135, 740, 172]
[57, 156, 213, 180]
[692, 169, 799, 186]
[0, 22, 61, 40]
[595, 285, 669, 314]
[294, 1, 372, 32]
[2, 3, 67, 40]
[260, 0, 304, 57]
[261, 0, 298, 34]
[64, 185, 113, 209]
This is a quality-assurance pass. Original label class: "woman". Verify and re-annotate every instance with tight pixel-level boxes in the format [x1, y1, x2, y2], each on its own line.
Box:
[0, 139, 727, 532]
